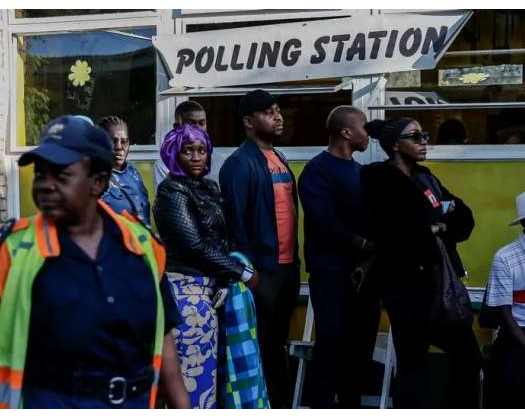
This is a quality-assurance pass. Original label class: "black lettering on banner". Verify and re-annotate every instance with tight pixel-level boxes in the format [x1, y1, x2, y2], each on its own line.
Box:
[176, 48, 195, 74]
[195, 47, 215, 73]
[247, 43, 258, 70]
[331, 34, 350, 63]
[310, 36, 330, 64]
[389, 97, 401, 105]
[385, 30, 399, 58]
[346, 33, 366, 61]
[258, 41, 281, 68]
[282, 38, 302, 66]
[405, 97, 426, 105]
[421, 26, 448, 55]
[368, 31, 388, 59]
[399, 28, 422, 57]
[230, 45, 245, 70]
[215, 46, 228, 72]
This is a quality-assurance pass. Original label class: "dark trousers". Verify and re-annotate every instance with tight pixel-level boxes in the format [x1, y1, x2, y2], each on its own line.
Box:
[485, 328, 525, 408]
[254, 263, 300, 408]
[384, 289, 482, 408]
[308, 269, 381, 408]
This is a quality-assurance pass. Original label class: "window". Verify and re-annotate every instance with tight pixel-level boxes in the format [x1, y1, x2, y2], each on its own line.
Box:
[382, 11, 525, 148]
[190, 89, 351, 147]
[15, 27, 157, 146]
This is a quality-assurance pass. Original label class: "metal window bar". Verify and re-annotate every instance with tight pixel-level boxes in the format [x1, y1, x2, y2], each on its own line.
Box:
[369, 102, 525, 111]
[444, 48, 525, 56]
[159, 85, 343, 96]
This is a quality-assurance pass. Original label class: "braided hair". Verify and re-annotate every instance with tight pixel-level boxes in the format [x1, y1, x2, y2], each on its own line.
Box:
[98, 115, 128, 133]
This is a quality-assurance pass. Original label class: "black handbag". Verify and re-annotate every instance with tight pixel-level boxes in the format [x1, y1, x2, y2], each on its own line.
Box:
[430, 236, 474, 327]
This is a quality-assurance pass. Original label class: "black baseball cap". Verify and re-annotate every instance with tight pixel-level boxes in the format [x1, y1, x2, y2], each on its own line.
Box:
[239, 89, 278, 117]
[18, 115, 113, 167]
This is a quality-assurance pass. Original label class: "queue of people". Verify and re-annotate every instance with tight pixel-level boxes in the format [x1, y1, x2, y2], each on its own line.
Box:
[0, 89, 521, 409]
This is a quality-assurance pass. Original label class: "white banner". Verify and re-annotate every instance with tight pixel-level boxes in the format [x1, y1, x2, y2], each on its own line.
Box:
[154, 11, 471, 88]
[385, 91, 448, 105]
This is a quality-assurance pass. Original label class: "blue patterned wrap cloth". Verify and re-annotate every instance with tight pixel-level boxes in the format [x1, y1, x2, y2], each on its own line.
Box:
[217, 252, 270, 409]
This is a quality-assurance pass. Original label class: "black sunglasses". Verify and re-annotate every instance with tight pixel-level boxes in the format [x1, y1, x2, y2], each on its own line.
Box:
[398, 131, 430, 144]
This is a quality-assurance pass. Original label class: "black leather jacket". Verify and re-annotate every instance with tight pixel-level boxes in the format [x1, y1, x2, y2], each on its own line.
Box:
[154, 175, 244, 282]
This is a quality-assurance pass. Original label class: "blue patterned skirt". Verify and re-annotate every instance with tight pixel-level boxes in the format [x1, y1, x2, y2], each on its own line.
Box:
[167, 272, 218, 409]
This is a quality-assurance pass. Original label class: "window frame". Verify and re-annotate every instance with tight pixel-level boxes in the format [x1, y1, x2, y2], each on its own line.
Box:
[377, 25, 525, 161]
[165, 84, 356, 161]
[8, 9, 159, 26]
[372, 102, 525, 161]
[6, 10, 170, 155]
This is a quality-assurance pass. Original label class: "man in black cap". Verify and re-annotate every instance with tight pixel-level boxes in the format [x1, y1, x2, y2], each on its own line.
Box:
[0, 115, 189, 408]
[219, 90, 300, 408]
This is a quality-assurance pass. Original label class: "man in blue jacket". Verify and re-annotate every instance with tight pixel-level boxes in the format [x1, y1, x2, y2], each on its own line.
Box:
[219, 90, 300, 408]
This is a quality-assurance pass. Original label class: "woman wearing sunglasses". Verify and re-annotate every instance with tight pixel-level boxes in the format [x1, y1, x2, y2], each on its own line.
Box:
[361, 118, 481, 408]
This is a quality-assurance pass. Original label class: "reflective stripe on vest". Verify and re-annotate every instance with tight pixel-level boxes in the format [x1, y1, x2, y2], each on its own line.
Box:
[0, 209, 164, 409]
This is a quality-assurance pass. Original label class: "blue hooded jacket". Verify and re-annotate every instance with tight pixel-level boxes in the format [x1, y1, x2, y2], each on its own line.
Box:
[102, 162, 151, 225]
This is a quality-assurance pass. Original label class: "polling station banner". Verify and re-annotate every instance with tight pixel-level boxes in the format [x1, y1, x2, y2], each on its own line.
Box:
[153, 11, 472, 88]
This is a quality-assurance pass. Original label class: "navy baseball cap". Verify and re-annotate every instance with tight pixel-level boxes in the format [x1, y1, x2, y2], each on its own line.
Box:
[239, 89, 278, 117]
[18, 115, 113, 167]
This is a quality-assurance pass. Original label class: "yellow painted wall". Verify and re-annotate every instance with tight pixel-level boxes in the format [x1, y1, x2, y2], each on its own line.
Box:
[426, 161, 525, 287]
[19, 158, 512, 343]
[20, 159, 524, 289]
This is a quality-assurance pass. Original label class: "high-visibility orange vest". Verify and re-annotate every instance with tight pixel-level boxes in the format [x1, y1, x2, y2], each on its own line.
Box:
[0, 200, 166, 408]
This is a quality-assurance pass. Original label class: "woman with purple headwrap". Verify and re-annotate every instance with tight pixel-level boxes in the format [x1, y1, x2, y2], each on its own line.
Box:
[153, 123, 260, 408]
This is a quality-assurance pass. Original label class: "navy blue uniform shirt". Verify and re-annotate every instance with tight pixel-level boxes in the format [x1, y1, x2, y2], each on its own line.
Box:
[24, 212, 179, 382]
[298, 150, 368, 273]
[102, 163, 151, 225]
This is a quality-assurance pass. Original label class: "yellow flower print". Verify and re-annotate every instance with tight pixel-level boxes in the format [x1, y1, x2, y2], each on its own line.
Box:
[68, 60, 92, 87]
[458, 73, 489, 85]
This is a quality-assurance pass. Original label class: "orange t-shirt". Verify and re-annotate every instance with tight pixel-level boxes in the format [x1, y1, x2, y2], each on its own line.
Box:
[262, 149, 296, 264]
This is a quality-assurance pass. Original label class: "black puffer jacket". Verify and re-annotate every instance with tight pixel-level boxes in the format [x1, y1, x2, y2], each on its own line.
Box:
[154, 175, 244, 282]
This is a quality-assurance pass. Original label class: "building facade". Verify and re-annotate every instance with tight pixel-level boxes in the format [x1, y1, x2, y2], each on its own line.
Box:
[1, 9, 525, 294]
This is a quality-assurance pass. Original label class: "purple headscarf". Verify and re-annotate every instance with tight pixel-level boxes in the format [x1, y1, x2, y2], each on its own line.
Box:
[160, 123, 213, 177]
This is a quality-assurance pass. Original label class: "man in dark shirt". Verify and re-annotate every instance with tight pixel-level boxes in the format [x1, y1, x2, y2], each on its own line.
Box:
[298, 106, 380, 408]
[0, 115, 189, 408]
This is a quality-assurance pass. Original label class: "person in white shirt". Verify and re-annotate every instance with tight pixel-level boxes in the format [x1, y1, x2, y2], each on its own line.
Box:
[154, 101, 207, 189]
[484, 191, 525, 407]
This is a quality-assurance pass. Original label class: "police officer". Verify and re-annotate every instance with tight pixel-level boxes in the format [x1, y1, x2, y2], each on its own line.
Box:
[99, 116, 151, 225]
[0, 115, 190, 408]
